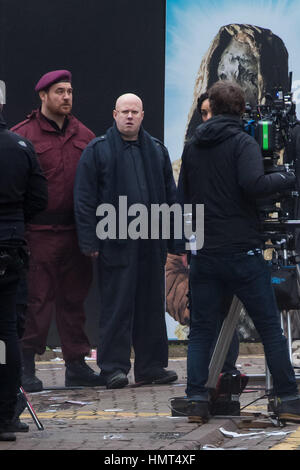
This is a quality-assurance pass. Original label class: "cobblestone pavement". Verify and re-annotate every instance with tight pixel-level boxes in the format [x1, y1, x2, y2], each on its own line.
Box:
[1, 355, 300, 452]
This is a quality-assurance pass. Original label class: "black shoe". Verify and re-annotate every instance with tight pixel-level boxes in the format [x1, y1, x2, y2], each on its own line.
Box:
[6, 418, 29, 433]
[22, 374, 43, 393]
[187, 401, 210, 424]
[13, 390, 27, 418]
[274, 397, 300, 423]
[65, 358, 105, 387]
[135, 369, 178, 386]
[0, 431, 16, 441]
[0, 421, 16, 441]
[22, 349, 43, 392]
[106, 371, 129, 389]
[10, 391, 29, 432]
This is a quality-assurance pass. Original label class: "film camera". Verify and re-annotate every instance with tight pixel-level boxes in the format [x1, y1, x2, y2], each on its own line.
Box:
[243, 73, 300, 312]
[243, 73, 300, 264]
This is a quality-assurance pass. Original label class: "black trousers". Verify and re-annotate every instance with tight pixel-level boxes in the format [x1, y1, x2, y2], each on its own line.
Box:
[0, 271, 21, 425]
[187, 251, 297, 399]
[188, 279, 240, 374]
[97, 241, 168, 380]
[16, 276, 28, 339]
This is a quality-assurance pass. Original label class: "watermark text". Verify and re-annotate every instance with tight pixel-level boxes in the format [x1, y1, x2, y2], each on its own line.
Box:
[96, 196, 204, 250]
[0, 80, 6, 105]
[0, 340, 6, 365]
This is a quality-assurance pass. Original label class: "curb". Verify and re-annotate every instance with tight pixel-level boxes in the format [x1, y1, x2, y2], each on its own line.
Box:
[160, 418, 237, 450]
[35, 342, 264, 362]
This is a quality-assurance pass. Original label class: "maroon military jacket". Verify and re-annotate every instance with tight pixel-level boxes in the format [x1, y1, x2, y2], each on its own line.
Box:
[12, 109, 95, 230]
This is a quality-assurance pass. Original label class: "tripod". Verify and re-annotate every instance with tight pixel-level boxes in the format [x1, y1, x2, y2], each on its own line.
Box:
[18, 386, 44, 431]
[207, 297, 300, 396]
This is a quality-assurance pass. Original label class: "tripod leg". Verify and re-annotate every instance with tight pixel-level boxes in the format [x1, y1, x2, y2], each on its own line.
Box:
[265, 360, 272, 394]
[287, 311, 293, 362]
[19, 387, 44, 431]
[206, 296, 243, 389]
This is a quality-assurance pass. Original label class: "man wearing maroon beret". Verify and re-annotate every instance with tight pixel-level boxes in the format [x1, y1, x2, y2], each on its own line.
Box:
[12, 70, 102, 391]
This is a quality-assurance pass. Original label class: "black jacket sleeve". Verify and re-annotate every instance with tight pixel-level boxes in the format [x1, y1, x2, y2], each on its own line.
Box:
[236, 134, 296, 197]
[74, 141, 100, 254]
[23, 141, 48, 222]
[160, 142, 178, 253]
[175, 149, 190, 254]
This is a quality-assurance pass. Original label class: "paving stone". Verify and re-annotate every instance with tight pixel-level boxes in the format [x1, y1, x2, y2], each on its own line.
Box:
[1, 354, 299, 451]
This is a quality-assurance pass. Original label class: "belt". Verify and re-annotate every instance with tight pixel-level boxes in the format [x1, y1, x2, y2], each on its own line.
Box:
[30, 212, 75, 225]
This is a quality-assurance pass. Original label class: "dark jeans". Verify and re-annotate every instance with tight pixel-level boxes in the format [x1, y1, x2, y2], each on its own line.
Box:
[187, 251, 298, 400]
[189, 279, 239, 373]
[0, 271, 21, 424]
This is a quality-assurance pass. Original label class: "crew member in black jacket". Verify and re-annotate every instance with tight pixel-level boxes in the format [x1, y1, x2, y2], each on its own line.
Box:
[0, 105, 47, 441]
[178, 80, 300, 424]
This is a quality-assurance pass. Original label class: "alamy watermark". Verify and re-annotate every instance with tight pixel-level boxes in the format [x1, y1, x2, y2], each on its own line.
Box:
[0, 340, 6, 365]
[95, 196, 204, 251]
[0, 80, 6, 105]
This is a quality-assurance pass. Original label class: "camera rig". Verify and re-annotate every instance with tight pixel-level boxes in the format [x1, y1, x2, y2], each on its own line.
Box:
[243, 72, 300, 266]
[179, 76, 300, 419]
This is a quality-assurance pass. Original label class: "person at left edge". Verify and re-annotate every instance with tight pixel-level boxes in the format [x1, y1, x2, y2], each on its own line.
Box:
[0, 99, 47, 441]
[11, 70, 101, 391]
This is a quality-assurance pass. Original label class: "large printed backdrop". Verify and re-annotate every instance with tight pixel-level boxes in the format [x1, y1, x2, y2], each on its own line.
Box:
[164, 0, 300, 340]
